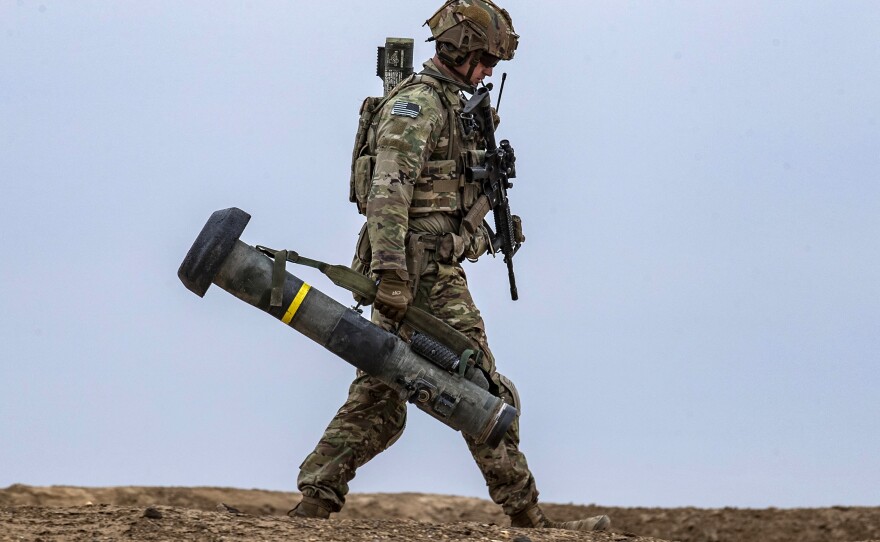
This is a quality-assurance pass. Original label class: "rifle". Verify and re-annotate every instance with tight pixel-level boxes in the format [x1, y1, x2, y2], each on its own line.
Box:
[461, 82, 521, 300]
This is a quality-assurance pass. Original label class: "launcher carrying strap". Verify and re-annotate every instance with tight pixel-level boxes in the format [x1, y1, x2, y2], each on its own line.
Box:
[256, 245, 482, 368]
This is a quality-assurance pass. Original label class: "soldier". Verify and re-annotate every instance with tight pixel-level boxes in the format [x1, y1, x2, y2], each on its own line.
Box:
[290, 0, 610, 532]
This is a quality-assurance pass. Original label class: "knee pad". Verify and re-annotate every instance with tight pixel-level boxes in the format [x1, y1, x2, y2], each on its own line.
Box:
[494, 372, 521, 413]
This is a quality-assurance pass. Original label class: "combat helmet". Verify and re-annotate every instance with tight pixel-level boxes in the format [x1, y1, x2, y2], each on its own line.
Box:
[425, 0, 519, 69]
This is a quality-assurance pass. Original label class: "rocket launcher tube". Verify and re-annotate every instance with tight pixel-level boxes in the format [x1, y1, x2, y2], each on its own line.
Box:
[178, 208, 516, 448]
[255, 245, 481, 366]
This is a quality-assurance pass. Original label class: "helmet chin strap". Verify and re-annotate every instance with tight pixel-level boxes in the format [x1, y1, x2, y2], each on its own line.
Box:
[464, 53, 481, 85]
[437, 51, 479, 88]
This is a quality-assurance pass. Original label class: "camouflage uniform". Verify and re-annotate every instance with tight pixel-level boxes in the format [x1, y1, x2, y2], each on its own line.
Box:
[296, 58, 539, 517]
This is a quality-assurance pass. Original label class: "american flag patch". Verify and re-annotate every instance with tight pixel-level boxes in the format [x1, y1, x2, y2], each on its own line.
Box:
[391, 100, 421, 118]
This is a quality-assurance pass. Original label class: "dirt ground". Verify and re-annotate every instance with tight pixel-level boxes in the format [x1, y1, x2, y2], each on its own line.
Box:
[1, 485, 878, 542]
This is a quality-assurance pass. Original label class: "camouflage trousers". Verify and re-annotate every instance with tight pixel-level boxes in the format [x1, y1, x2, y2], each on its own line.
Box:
[297, 261, 538, 516]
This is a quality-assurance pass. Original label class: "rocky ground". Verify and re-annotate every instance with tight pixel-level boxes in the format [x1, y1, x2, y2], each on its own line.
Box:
[1, 485, 878, 542]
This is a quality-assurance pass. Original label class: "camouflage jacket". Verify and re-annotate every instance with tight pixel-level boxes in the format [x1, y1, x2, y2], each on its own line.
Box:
[366, 59, 488, 274]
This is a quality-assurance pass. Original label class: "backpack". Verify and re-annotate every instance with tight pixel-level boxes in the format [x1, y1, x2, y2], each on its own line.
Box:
[348, 73, 453, 215]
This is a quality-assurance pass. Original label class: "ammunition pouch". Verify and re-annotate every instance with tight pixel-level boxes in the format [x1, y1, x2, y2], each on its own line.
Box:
[352, 222, 372, 275]
[437, 233, 466, 263]
[352, 155, 376, 215]
[350, 223, 373, 305]
[407, 232, 465, 266]
[350, 96, 385, 215]
[403, 231, 466, 297]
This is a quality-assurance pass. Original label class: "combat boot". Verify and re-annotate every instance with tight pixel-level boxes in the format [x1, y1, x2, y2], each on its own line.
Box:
[287, 496, 332, 519]
[509, 503, 611, 532]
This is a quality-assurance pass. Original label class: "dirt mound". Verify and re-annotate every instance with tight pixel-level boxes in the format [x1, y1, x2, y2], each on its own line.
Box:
[2, 485, 879, 542]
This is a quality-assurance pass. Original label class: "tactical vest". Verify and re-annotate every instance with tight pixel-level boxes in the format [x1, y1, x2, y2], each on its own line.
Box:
[348, 72, 482, 217]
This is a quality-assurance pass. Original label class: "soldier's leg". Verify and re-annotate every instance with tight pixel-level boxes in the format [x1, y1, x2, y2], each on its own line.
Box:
[421, 263, 539, 515]
[465, 375, 609, 530]
[295, 372, 406, 514]
[422, 263, 610, 531]
[464, 371, 540, 515]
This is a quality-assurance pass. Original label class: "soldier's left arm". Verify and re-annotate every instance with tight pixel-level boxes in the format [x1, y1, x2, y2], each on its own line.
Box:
[366, 85, 446, 273]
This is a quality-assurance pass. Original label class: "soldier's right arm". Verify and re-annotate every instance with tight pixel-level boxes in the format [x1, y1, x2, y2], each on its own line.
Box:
[366, 84, 446, 273]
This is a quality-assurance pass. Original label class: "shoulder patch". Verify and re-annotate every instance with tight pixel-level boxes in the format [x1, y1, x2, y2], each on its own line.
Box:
[391, 100, 421, 118]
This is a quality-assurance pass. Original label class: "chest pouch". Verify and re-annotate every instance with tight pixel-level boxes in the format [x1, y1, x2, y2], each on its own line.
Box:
[411, 159, 461, 215]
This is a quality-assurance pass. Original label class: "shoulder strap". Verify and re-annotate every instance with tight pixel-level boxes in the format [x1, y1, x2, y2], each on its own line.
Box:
[414, 71, 458, 161]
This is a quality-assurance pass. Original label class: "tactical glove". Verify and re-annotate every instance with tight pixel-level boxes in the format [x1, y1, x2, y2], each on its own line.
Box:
[374, 269, 412, 322]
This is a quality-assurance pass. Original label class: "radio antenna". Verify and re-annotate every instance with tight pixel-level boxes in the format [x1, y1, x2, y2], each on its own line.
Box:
[495, 73, 507, 113]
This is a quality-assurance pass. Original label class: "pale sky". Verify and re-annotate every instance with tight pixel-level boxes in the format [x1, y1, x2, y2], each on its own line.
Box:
[1, 1, 878, 508]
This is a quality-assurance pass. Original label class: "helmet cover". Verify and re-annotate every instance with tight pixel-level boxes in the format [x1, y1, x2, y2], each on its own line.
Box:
[425, 0, 518, 64]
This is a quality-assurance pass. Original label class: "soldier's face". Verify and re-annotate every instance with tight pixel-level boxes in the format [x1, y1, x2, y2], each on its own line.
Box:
[455, 52, 496, 85]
